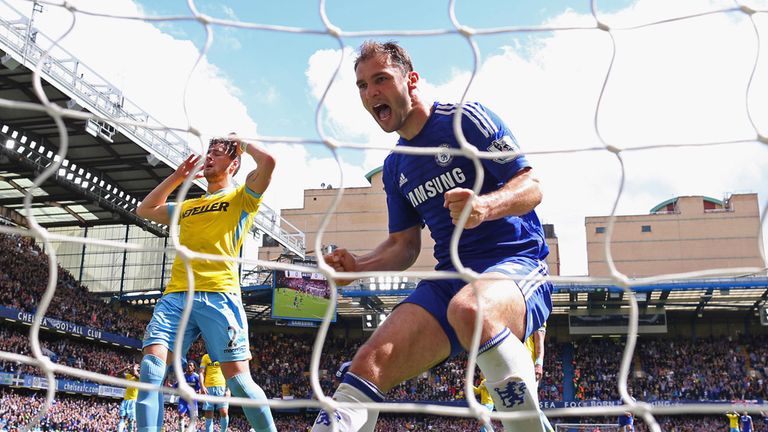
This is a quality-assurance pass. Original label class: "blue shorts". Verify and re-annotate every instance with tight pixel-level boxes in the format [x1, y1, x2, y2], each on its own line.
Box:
[142, 292, 250, 363]
[400, 257, 552, 358]
[179, 398, 198, 417]
[119, 399, 136, 419]
[202, 385, 229, 411]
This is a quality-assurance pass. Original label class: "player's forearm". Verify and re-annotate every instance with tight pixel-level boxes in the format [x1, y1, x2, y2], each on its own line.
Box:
[533, 332, 545, 364]
[478, 168, 542, 221]
[356, 229, 420, 272]
[242, 141, 275, 171]
[242, 141, 276, 193]
[137, 174, 183, 217]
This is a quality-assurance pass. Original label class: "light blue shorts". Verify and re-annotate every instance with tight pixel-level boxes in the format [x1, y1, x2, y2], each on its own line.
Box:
[401, 257, 553, 358]
[119, 399, 136, 419]
[202, 385, 229, 411]
[142, 292, 250, 363]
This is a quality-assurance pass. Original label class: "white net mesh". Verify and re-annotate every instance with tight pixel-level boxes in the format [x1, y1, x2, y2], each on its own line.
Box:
[0, 0, 767, 431]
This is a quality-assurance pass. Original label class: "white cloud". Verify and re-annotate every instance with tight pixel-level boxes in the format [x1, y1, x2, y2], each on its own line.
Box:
[220, 5, 238, 20]
[305, 0, 768, 275]
[3, 0, 765, 275]
[2, 0, 254, 154]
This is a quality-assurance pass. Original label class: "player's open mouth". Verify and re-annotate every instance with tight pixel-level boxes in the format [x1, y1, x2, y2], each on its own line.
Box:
[373, 103, 391, 122]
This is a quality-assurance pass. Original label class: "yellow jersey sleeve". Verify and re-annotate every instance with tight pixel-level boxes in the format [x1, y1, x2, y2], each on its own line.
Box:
[165, 186, 263, 294]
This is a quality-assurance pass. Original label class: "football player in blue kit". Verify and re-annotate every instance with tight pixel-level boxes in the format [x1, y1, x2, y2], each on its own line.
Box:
[618, 412, 634, 431]
[311, 40, 553, 432]
[176, 361, 202, 432]
[742, 412, 753, 432]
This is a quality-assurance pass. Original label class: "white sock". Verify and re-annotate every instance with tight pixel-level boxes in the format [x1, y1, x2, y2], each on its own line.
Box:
[476, 327, 552, 432]
[311, 373, 382, 432]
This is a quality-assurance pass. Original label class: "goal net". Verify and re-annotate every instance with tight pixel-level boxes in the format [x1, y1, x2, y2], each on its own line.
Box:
[555, 424, 619, 432]
[0, 1, 766, 432]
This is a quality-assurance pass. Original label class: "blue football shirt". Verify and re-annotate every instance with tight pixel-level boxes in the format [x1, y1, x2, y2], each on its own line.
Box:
[383, 101, 549, 271]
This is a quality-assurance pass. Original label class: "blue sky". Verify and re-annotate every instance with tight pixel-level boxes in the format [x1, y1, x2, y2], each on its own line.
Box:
[2, 0, 766, 275]
[134, 0, 631, 140]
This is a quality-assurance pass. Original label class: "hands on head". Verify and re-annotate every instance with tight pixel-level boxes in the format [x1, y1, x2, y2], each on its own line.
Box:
[174, 154, 204, 181]
[228, 132, 246, 156]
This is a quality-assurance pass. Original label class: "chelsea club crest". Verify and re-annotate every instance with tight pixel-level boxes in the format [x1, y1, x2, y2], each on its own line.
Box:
[435, 143, 453, 167]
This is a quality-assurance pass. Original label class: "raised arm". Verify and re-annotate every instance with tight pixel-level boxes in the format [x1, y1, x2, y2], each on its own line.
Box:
[324, 225, 421, 285]
[136, 154, 202, 224]
[116, 364, 131, 377]
[231, 134, 276, 195]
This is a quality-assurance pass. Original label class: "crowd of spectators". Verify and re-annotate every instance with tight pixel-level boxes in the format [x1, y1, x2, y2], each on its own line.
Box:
[572, 335, 768, 402]
[0, 232, 145, 338]
[1, 388, 750, 432]
[0, 327, 139, 378]
[4, 320, 768, 405]
[1, 389, 118, 432]
[572, 337, 623, 401]
[539, 339, 563, 401]
[4, 222, 768, 432]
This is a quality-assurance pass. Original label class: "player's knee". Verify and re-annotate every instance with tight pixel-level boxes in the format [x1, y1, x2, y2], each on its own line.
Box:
[140, 354, 166, 384]
[446, 297, 481, 336]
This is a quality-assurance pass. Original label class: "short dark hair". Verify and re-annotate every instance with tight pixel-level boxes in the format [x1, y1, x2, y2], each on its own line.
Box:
[208, 137, 241, 175]
[354, 40, 413, 75]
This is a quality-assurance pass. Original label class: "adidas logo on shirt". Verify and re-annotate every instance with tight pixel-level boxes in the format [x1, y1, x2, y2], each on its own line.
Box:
[399, 173, 408, 187]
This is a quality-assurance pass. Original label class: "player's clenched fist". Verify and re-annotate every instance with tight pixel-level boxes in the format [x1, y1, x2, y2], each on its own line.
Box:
[323, 248, 358, 286]
[443, 187, 488, 229]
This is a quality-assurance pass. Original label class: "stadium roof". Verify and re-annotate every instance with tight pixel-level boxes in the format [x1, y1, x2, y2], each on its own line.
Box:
[112, 276, 768, 321]
[0, 12, 306, 256]
[0, 58, 192, 237]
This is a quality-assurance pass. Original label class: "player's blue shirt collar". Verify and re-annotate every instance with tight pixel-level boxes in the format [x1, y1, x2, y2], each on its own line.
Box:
[398, 102, 441, 146]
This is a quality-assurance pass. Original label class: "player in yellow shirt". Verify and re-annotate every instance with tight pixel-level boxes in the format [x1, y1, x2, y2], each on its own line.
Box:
[524, 324, 553, 432]
[524, 324, 547, 383]
[136, 134, 277, 432]
[473, 372, 495, 432]
[200, 353, 230, 432]
[118, 363, 140, 432]
[727, 411, 741, 432]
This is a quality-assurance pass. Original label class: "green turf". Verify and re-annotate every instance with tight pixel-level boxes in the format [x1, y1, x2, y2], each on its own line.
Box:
[272, 287, 334, 321]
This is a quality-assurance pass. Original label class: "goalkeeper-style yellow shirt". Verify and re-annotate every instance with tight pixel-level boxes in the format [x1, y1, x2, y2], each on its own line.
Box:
[473, 379, 493, 405]
[727, 412, 740, 428]
[200, 353, 226, 388]
[123, 372, 139, 401]
[165, 185, 262, 294]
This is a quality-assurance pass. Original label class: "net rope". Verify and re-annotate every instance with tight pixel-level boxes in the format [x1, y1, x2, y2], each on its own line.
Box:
[0, 0, 766, 431]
